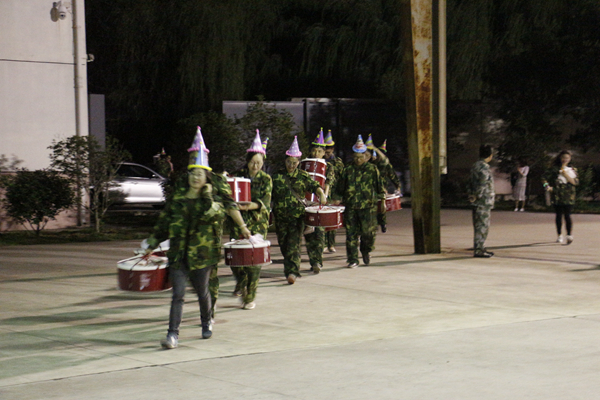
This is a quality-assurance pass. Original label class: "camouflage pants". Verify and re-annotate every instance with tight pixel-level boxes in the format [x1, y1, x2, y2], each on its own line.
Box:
[472, 206, 491, 253]
[377, 212, 387, 226]
[209, 266, 219, 316]
[275, 216, 304, 277]
[231, 266, 261, 303]
[324, 229, 337, 249]
[345, 207, 377, 264]
[304, 226, 324, 267]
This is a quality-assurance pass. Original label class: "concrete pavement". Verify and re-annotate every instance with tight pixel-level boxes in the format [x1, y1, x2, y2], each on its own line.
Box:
[0, 209, 599, 399]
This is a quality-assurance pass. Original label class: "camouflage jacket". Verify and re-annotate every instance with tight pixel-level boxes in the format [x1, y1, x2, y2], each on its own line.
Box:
[211, 172, 240, 239]
[370, 156, 400, 192]
[146, 185, 225, 270]
[272, 167, 321, 221]
[468, 159, 495, 209]
[326, 155, 344, 197]
[333, 162, 385, 210]
[228, 168, 272, 239]
[543, 166, 578, 205]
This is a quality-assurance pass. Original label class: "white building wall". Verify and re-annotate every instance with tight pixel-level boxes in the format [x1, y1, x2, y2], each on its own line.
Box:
[0, 0, 86, 171]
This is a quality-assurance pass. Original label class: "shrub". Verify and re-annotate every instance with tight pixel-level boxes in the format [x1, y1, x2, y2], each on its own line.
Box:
[2, 170, 75, 235]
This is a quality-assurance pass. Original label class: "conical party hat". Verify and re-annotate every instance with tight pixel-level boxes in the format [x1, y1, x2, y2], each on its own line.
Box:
[324, 129, 335, 146]
[188, 126, 211, 170]
[161, 147, 166, 155]
[188, 126, 210, 154]
[262, 137, 269, 151]
[380, 139, 388, 153]
[247, 129, 266, 154]
[352, 135, 367, 153]
[365, 134, 374, 150]
[312, 128, 326, 146]
[285, 136, 302, 157]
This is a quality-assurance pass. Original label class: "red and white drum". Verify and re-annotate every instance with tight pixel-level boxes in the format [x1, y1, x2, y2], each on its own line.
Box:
[300, 158, 327, 175]
[117, 255, 171, 292]
[304, 172, 326, 202]
[378, 194, 402, 213]
[223, 240, 272, 267]
[227, 177, 252, 204]
[324, 206, 345, 231]
[304, 206, 344, 228]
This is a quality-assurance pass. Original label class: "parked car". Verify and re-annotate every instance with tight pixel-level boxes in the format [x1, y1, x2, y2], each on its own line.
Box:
[109, 162, 166, 206]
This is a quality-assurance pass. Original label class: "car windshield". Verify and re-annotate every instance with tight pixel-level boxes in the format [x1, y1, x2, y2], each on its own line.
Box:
[117, 164, 159, 179]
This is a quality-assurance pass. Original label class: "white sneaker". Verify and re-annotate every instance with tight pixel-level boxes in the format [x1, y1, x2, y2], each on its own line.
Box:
[519, 208, 524, 212]
[243, 301, 256, 310]
[514, 208, 519, 212]
[557, 235, 564, 244]
[566, 235, 574, 245]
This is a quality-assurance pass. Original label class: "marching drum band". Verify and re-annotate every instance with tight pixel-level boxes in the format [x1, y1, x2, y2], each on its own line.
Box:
[119, 127, 402, 349]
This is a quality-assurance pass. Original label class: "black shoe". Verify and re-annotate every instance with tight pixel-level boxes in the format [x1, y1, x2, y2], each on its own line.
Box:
[381, 224, 387, 233]
[362, 253, 370, 265]
[474, 251, 494, 258]
[202, 326, 212, 339]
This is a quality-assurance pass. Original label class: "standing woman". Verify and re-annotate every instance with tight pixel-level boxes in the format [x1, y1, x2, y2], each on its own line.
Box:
[145, 140, 222, 349]
[513, 158, 529, 212]
[543, 150, 578, 244]
[271, 136, 327, 284]
[228, 131, 273, 309]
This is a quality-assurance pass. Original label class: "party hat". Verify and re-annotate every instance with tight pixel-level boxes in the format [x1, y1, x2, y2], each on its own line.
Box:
[188, 126, 210, 154]
[262, 137, 269, 151]
[380, 139, 388, 153]
[285, 136, 302, 157]
[324, 129, 335, 146]
[247, 129, 266, 154]
[312, 128, 326, 146]
[161, 147, 166, 155]
[365, 134, 374, 150]
[188, 126, 212, 170]
[352, 135, 367, 153]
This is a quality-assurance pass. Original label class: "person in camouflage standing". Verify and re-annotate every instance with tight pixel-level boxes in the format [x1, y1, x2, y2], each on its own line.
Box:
[272, 136, 327, 284]
[542, 150, 578, 244]
[227, 131, 273, 309]
[145, 131, 234, 349]
[303, 129, 335, 274]
[323, 129, 344, 253]
[468, 145, 495, 258]
[366, 137, 401, 233]
[332, 135, 385, 268]
[182, 128, 251, 322]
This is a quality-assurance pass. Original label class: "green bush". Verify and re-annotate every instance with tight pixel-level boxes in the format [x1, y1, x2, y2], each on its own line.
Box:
[2, 170, 75, 235]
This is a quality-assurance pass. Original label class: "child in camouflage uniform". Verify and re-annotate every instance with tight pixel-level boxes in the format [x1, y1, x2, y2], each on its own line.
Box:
[272, 136, 326, 284]
[333, 135, 385, 268]
[303, 130, 335, 274]
[227, 132, 272, 309]
[324, 130, 344, 253]
[368, 138, 401, 233]
[468, 145, 495, 258]
[543, 150, 578, 244]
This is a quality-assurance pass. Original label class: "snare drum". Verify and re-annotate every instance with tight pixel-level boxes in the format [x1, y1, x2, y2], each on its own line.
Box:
[117, 255, 171, 292]
[223, 240, 272, 267]
[304, 206, 343, 228]
[227, 177, 252, 204]
[300, 158, 327, 175]
[378, 194, 402, 213]
[324, 206, 345, 231]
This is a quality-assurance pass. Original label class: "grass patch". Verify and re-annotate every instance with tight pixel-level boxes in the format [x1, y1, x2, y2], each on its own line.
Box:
[0, 209, 159, 246]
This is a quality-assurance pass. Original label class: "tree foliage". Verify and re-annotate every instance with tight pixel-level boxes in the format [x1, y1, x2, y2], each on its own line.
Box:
[49, 135, 131, 232]
[2, 170, 74, 235]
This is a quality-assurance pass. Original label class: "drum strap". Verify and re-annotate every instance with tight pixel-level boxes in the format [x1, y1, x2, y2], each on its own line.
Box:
[283, 173, 309, 207]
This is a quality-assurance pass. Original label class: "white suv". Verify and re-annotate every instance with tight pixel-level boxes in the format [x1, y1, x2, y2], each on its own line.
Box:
[111, 162, 166, 206]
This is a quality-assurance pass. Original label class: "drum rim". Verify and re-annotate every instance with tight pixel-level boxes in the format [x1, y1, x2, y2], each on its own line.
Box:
[117, 261, 168, 271]
[301, 158, 327, 163]
[223, 240, 271, 249]
[305, 206, 341, 214]
[226, 177, 251, 182]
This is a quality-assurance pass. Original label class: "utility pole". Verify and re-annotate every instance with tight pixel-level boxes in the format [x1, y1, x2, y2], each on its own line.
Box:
[400, 0, 446, 254]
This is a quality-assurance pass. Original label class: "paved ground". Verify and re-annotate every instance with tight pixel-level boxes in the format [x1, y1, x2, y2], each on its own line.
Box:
[0, 209, 599, 399]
